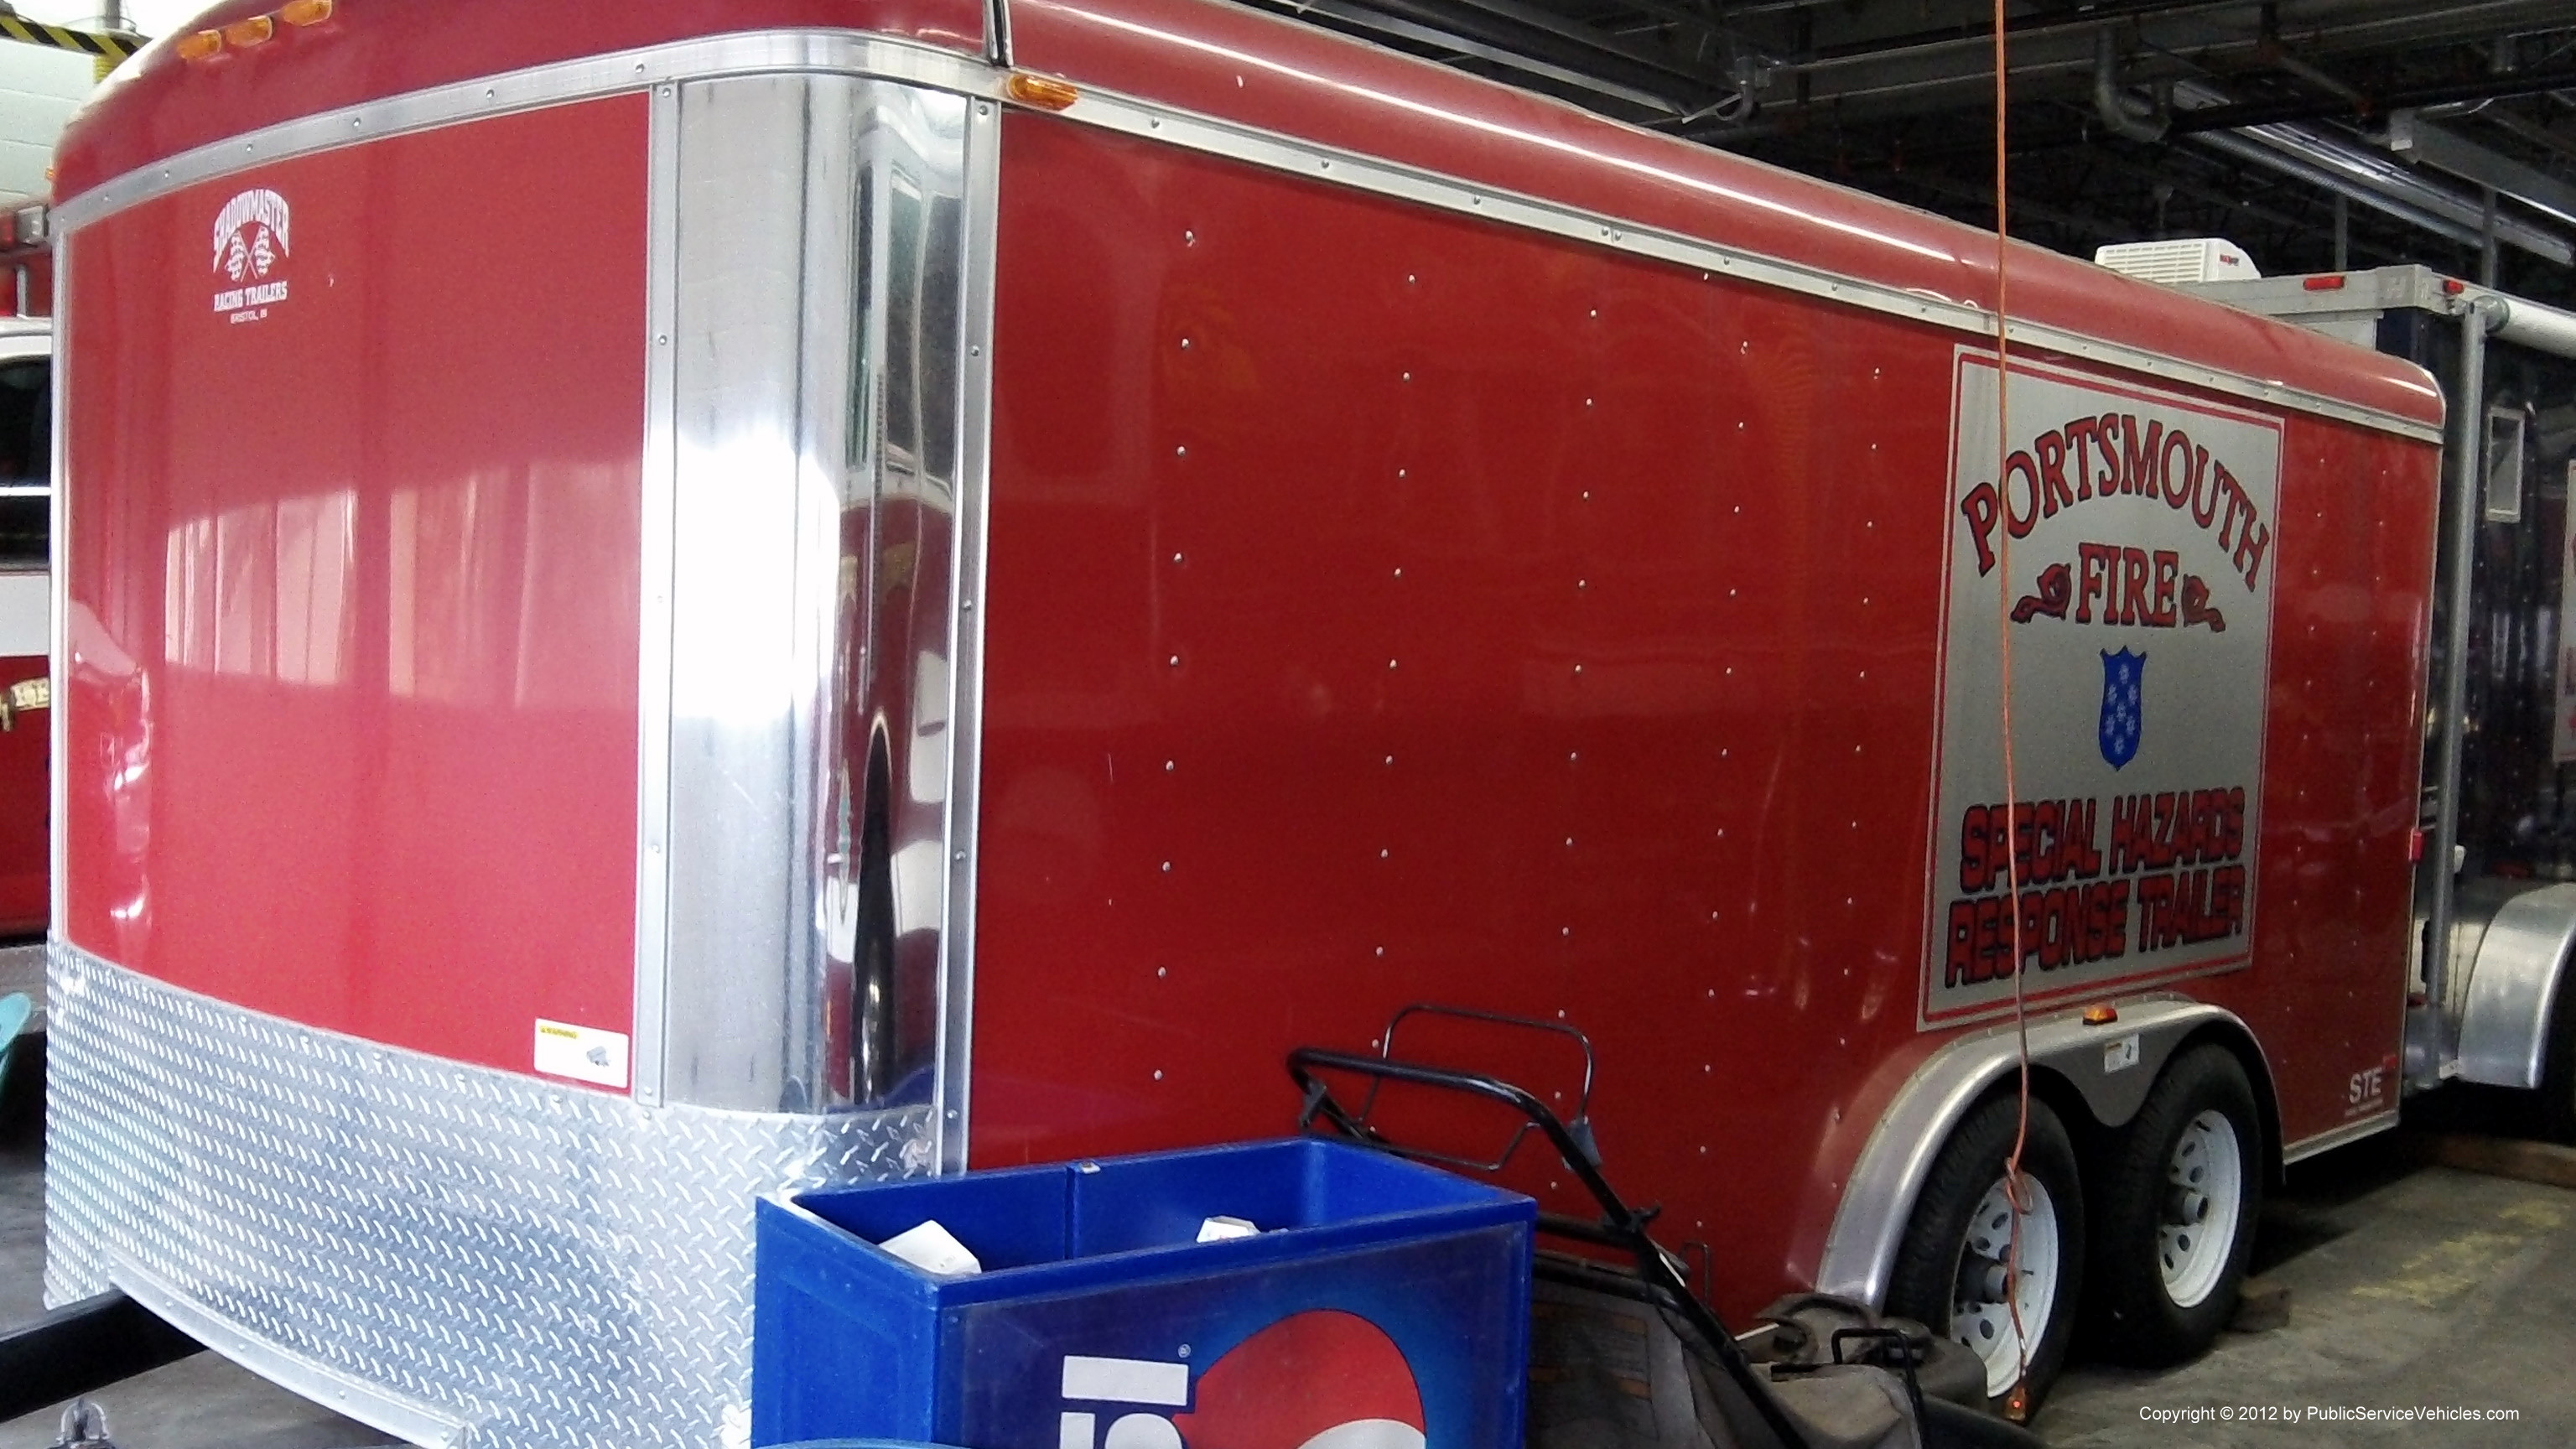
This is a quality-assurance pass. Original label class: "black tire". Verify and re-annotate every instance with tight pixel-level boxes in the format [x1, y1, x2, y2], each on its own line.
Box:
[1887, 1093, 2085, 1417]
[2084, 1045, 2264, 1366]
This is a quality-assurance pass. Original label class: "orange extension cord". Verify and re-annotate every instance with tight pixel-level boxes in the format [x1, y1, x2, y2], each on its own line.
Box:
[1990, 0, 2038, 1423]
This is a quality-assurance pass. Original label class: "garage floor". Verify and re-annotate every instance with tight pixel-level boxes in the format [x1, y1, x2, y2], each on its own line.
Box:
[2048, 1136, 2576, 1446]
[3, 1057, 2575, 1447]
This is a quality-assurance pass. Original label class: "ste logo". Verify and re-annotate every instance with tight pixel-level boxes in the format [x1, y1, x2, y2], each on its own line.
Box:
[210, 188, 290, 324]
[2099, 648, 2145, 770]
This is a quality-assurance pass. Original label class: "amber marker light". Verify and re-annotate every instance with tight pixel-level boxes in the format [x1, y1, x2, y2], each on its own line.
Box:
[2080, 1005, 2119, 1026]
[222, 14, 275, 45]
[1005, 72, 1079, 110]
[175, 28, 224, 60]
[279, 0, 335, 23]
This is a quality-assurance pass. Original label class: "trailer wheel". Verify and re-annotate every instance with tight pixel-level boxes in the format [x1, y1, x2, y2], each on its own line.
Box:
[2084, 1045, 2262, 1365]
[1887, 1093, 2085, 1412]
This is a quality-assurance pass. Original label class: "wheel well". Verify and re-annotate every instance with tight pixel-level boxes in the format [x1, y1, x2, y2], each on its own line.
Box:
[2008, 1023, 2283, 1189]
[1963, 1064, 2099, 1179]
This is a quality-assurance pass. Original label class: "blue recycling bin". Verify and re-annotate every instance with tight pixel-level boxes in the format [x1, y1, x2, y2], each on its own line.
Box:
[753, 1137, 1535, 1449]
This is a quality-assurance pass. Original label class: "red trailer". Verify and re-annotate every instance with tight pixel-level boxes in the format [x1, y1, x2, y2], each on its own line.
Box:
[39, 0, 2461, 1443]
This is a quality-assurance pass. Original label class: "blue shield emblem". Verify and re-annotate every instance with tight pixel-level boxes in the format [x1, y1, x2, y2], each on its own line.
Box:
[2099, 649, 2146, 770]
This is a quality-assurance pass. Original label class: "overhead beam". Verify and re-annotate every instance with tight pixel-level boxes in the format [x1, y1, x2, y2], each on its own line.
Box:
[1699, 0, 2576, 122]
[1250, 0, 1689, 114]
[2186, 125, 2574, 263]
[2168, 62, 2576, 132]
[2387, 110, 2576, 231]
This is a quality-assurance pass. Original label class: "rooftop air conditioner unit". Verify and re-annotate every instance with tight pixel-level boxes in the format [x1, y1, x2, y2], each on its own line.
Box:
[2093, 238, 2262, 284]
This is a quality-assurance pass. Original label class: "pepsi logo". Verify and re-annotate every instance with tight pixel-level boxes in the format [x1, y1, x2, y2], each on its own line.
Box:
[1062, 1311, 1425, 1449]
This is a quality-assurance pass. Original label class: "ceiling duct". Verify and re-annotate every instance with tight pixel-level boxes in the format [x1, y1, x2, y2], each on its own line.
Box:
[2094, 30, 2171, 144]
[2170, 80, 2573, 266]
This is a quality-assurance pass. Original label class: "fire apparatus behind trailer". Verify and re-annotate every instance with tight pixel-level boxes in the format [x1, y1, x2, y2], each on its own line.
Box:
[0, 313, 53, 958]
[42, 0, 2454, 1445]
[2175, 266, 2576, 1124]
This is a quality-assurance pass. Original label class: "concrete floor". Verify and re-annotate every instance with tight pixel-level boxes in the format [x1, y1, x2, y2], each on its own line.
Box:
[4, 1042, 2576, 1447]
[2046, 1138, 2576, 1446]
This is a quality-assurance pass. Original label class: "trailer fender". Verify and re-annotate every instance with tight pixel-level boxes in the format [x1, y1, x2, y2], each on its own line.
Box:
[2455, 882, 2576, 1089]
[1812, 998, 2261, 1307]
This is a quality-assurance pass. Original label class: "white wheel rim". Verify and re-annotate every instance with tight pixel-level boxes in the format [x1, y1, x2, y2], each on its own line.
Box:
[2159, 1108, 2244, 1309]
[1950, 1171, 2060, 1400]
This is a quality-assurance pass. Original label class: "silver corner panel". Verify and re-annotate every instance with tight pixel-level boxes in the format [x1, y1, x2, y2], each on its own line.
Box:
[639, 70, 986, 1122]
[45, 943, 932, 1449]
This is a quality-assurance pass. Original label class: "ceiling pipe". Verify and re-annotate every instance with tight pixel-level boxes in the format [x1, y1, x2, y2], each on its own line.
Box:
[2167, 62, 2576, 135]
[2169, 74, 2573, 264]
[2185, 124, 2573, 263]
[2095, 30, 2172, 143]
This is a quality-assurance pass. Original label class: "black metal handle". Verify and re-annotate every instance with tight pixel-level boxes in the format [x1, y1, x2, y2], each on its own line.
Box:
[1289, 1046, 1641, 1229]
[1286, 1042, 1813, 1449]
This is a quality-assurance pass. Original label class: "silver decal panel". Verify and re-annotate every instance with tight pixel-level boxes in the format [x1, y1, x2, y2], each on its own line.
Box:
[1922, 352, 2283, 1026]
[44, 943, 932, 1449]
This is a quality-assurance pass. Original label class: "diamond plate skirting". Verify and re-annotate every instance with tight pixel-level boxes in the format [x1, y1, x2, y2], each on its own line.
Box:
[44, 943, 933, 1449]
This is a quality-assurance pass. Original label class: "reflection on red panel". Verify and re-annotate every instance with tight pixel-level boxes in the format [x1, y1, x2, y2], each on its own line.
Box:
[62, 96, 647, 1078]
[0, 647, 41, 933]
[1008, 0, 2441, 438]
[2193, 413, 2436, 1148]
[974, 117, 1959, 1320]
[972, 117, 2437, 1321]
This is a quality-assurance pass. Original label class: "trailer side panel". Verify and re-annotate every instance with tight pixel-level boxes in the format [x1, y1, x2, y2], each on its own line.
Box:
[60, 96, 649, 1077]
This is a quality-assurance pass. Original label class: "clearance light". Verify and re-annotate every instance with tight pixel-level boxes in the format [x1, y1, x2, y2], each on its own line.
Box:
[179, 2, 334, 60]
[2080, 1005, 2119, 1026]
[2302, 274, 2346, 291]
[1005, 72, 1079, 111]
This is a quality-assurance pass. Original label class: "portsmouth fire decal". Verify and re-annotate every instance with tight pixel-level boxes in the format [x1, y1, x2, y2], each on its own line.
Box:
[210, 187, 289, 323]
[1922, 353, 2281, 1023]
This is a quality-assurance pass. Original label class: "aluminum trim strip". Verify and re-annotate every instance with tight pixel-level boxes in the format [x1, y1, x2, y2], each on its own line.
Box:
[937, 96, 1002, 1170]
[49, 32, 2433, 447]
[50, 33, 1006, 233]
[2282, 1109, 2398, 1165]
[1041, 86, 2442, 445]
[106, 1249, 471, 1449]
[1814, 997, 2255, 1306]
[632, 77, 682, 1111]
